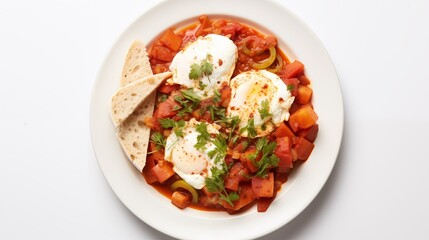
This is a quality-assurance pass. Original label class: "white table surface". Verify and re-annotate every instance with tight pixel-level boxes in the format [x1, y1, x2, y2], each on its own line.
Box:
[1, 0, 429, 239]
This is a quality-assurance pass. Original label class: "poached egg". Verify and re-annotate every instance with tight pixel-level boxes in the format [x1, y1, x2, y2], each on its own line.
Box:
[164, 118, 224, 189]
[227, 70, 295, 137]
[168, 34, 238, 99]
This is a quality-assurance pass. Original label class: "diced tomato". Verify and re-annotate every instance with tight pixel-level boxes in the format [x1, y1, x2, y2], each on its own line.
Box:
[225, 177, 240, 192]
[153, 95, 180, 119]
[220, 21, 243, 39]
[143, 116, 161, 131]
[225, 162, 249, 191]
[143, 155, 157, 184]
[220, 85, 231, 108]
[296, 85, 313, 105]
[159, 29, 183, 51]
[288, 105, 318, 132]
[274, 137, 293, 172]
[148, 141, 164, 162]
[284, 60, 305, 79]
[294, 137, 315, 160]
[282, 77, 300, 96]
[257, 197, 275, 212]
[251, 173, 274, 198]
[274, 122, 295, 138]
[297, 124, 319, 143]
[150, 45, 174, 62]
[151, 161, 175, 183]
[171, 191, 190, 209]
[221, 184, 255, 211]
[158, 84, 180, 94]
[240, 147, 259, 173]
[299, 75, 311, 85]
[195, 15, 212, 37]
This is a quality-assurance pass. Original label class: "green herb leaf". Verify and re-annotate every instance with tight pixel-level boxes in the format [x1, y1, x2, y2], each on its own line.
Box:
[213, 89, 221, 103]
[150, 132, 166, 150]
[157, 93, 168, 103]
[253, 137, 279, 178]
[239, 119, 257, 138]
[258, 100, 272, 119]
[188, 54, 214, 82]
[180, 89, 201, 104]
[159, 118, 176, 129]
[174, 120, 186, 137]
[287, 84, 295, 91]
[189, 63, 203, 80]
[194, 122, 211, 151]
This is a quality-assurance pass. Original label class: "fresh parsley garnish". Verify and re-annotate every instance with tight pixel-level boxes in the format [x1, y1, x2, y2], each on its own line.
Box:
[258, 100, 272, 119]
[150, 132, 166, 150]
[239, 119, 257, 138]
[194, 122, 211, 150]
[213, 89, 221, 103]
[159, 118, 176, 128]
[287, 84, 295, 91]
[159, 118, 185, 137]
[189, 54, 214, 82]
[208, 134, 228, 164]
[253, 137, 279, 178]
[180, 89, 201, 104]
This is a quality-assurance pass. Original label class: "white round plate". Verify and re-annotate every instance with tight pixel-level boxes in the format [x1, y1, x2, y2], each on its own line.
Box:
[90, 0, 343, 239]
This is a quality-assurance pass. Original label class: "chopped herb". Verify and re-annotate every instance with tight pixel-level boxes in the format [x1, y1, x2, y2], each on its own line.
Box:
[287, 84, 295, 91]
[198, 80, 207, 89]
[194, 122, 211, 150]
[253, 137, 279, 178]
[188, 54, 214, 81]
[208, 134, 228, 164]
[213, 89, 221, 103]
[189, 63, 203, 80]
[207, 105, 226, 121]
[258, 100, 272, 119]
[180, 89, 201, 104]
[157, 93, 168, 103]
[174, 120, 186, 137]
[159, 118, 176, 129]
[150, 132, 166, 150]
[219, 192, 239, 205]
[239, 119, 257, 138]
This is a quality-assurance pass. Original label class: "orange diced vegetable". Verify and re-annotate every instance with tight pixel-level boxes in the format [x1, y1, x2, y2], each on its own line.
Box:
[289, 105, 318, 132]
[299, 75, 311, 85]
[284, 60, 304, 79]
[282, 77, 299, 96]
[151, 161, 175, 183]
[148, 142, 164, 162]
[221, 184, 255, 211]
[294, 137, 315, 160]
[225, 162, 249, 191]
[251, 172, 274, 198]
[274, 122, 295, 139]
[171, 191, 190, 209]
[150, 45, 174, 62]
[274, 137, 293, 172]
[158, 83, 180, 94]
[296, 85, 313, 105]
[297, 124, 319, 143]
[143, 155, 157, 184]
[220, 85, 231, 108]
[240, 148, 259, 173]
[195, 15, 211, 37]
[159, 29, 183, 51]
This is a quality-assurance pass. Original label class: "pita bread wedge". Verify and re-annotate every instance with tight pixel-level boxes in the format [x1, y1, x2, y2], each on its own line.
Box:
[120, 40, 153, 87]
[111, 71, 172, 128]
[112, 40, 157, 172]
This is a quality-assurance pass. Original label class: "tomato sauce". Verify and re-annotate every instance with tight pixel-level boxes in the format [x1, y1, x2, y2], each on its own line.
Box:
[143, 15, 318, 213]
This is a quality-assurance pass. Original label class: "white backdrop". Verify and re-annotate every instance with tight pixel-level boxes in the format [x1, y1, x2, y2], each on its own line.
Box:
[1, 0, 428, 239]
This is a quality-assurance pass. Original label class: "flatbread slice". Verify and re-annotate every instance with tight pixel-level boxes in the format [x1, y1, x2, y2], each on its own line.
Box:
[113, 40, 155, 172]
[120, 40, 153, 87]
[111, 72, 172, 128]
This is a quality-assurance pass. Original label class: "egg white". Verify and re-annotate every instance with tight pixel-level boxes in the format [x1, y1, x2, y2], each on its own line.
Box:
[168, 34, 238, 99]
[164, 118, 224, 189]
[227, 70, 295, 137]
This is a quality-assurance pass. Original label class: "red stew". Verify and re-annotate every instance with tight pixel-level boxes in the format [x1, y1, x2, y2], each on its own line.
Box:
[143, 15, 318, 213]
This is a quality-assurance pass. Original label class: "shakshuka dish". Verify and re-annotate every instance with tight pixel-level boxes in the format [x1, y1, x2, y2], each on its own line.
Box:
[111, 15, 318, 214]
